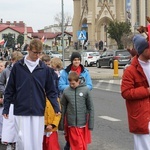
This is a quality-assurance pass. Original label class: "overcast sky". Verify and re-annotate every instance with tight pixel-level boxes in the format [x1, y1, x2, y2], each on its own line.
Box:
[0, 0, 73, 32]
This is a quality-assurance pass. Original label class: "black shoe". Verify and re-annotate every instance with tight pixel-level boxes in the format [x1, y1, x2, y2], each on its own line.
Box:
[64, 141, 70, 150]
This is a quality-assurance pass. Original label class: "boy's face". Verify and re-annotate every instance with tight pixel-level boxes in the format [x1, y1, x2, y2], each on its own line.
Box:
[0, 63, 5, 73]
[72, 58, 81, 67]
[44, 61, 51, 67]
[28, 48, 42, 61]
[69, 80, 80, 89]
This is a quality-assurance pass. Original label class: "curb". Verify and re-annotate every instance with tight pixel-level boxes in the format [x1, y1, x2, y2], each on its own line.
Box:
[91, 75, 122, 80]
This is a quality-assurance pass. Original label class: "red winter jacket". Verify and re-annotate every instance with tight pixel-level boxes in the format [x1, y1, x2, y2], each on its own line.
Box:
[121, 56, 150, 134]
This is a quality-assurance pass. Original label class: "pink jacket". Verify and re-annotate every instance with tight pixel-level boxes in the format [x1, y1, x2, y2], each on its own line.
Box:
[121, 56, 150, 134]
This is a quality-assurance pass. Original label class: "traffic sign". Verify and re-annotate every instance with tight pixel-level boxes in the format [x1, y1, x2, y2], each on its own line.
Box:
[77, 30, 86, 40]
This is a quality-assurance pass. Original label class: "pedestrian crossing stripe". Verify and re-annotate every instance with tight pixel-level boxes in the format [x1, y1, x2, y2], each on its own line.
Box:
[77, 31, 86, 40]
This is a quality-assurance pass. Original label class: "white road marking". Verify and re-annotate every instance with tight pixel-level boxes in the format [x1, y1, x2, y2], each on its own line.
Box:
[98, 116, 121, 121]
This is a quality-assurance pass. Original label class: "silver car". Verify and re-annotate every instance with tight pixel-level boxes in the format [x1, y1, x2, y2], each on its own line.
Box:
[45, 50, 62, 60]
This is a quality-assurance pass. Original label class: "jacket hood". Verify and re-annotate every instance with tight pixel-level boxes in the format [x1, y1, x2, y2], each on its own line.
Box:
[79, 76, 86, 87]
[65, 64, 84, 73]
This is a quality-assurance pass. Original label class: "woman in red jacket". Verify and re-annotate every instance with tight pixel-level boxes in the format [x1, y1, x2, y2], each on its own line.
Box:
[121, 34, 150, 150]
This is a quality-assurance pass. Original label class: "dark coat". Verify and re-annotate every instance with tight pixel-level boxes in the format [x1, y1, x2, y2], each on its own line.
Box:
[3, 58, 60, 116]
[60, 80, 94, 130]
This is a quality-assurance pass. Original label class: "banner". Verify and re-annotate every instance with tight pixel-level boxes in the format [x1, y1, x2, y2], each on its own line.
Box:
[0, 39, 5, 45]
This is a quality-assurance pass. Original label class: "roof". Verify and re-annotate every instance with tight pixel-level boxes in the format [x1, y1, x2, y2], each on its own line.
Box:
[0, 25, 33, 34]
[32, 31, 73, 39]
[32, 32, 59, 39]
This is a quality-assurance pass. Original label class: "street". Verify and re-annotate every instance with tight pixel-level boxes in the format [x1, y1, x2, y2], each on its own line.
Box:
[0, 83, 133, 150]
[58, 88, 133, 150]
[0, 64, 127, 150]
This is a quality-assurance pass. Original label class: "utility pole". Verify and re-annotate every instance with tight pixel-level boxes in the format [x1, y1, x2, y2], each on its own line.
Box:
[61, 0, 65, 67]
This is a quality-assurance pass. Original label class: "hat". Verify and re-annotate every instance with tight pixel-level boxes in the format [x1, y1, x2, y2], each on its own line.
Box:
[133, 34, 149, 55]
[70, 52, 81, 63]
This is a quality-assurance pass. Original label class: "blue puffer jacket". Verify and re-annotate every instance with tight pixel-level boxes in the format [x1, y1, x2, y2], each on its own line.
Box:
[3, 58, 60, 116]
[58, 64, 92, 92]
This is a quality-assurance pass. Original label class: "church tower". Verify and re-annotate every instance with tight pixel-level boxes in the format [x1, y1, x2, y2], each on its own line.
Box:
[72, 0, 150, 49]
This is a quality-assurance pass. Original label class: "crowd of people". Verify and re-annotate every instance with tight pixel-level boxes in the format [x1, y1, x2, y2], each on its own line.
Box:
[0, 33, 150, 150]
[0, 39, 94, 150]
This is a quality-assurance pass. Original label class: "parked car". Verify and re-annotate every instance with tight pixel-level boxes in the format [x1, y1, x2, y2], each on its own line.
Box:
[81, 51, 100, 67]
[96, 49, 131, 69]
[44, 50, 62, 60]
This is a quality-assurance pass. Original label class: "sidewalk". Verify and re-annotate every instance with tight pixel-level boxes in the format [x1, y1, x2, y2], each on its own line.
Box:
[89, 68, 123, 80]
[64, 60, 123, 80]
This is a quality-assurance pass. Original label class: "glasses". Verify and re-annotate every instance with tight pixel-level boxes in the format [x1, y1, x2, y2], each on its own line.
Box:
[31, 49, 42, 55]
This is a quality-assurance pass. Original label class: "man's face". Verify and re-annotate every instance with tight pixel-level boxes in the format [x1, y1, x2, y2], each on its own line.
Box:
[142, 48, 150, 60]
[28, 49, 42, 61]
[69, 80, 80, 89]
[0, 63, 5, 73]
[72, 58, 81, 67]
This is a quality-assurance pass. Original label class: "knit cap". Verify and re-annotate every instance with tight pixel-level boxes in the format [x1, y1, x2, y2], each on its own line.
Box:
[70, 52, 81, 63]
[133, 34, 149, 55]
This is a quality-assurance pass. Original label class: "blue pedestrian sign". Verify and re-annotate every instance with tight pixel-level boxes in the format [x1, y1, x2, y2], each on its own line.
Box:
[77, 30, 86, 40]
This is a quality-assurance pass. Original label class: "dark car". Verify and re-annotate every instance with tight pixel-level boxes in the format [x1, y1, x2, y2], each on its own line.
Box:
[96, 49, 131, 69]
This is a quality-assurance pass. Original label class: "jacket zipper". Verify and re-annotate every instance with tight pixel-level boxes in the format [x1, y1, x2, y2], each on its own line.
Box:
[75, 89, 77, 126]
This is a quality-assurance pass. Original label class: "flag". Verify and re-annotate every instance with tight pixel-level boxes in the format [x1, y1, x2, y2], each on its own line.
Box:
[3, 40, 7, 48]
[0, 39, 5, 45]
[41, 36, 45, 44]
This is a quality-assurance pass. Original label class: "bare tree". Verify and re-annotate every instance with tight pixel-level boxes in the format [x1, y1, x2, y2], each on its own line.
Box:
[54, 12, 72, 31]
[121, 33, 134, 49]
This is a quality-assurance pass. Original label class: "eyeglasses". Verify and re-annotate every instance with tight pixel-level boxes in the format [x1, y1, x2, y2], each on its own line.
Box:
[31, 49, 42, 55]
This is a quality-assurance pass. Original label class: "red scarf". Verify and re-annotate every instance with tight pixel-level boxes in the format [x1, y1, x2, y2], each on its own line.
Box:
[71, 65, 81, 75]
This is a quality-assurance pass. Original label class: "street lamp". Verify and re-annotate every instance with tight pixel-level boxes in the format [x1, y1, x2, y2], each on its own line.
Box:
[61, 0, 65, 67]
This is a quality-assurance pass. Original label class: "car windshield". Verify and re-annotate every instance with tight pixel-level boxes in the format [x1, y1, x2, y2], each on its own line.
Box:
[51, 51, 59, 54]
[45, 50, 51, 54]
[116, 51, 130, 56]
[89, 52, 99, 56]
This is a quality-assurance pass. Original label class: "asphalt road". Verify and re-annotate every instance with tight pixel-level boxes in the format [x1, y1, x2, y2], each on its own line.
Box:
[58, 88, 133, 150]
[0, 87, 132, 150]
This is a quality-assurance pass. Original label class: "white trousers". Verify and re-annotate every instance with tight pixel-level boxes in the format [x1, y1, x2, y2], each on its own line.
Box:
[15, 116, 44, 150]
[0, 107, 3, 138]
[2, 104, 17, 143]
[133, 134, 150, 150]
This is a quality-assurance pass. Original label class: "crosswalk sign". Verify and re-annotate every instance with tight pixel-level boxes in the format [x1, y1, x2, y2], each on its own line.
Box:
[77, 30, 86, 40]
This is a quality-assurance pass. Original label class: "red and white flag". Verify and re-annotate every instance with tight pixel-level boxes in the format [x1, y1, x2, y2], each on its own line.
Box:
[41, 36, 45, 44]
[0, 39, 5, 45]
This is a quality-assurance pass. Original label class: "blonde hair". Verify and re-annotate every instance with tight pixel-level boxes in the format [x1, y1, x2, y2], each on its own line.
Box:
[68, 71, 79, 82]
[41, 54, 50, 62]
[30, 39, 43, 51]
[0, 61, 6, 66]
[50, 57, 63, 70]
[11, 51, 23, 61]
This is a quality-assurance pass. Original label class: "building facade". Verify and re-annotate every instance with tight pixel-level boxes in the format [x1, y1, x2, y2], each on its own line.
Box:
[73, 0, 150, 49]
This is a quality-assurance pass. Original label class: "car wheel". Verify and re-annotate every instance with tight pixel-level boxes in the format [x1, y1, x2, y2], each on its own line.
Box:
[96, 61, 101, 68]
[85, 61, 88, 67]
[109, 62, 114, 69]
